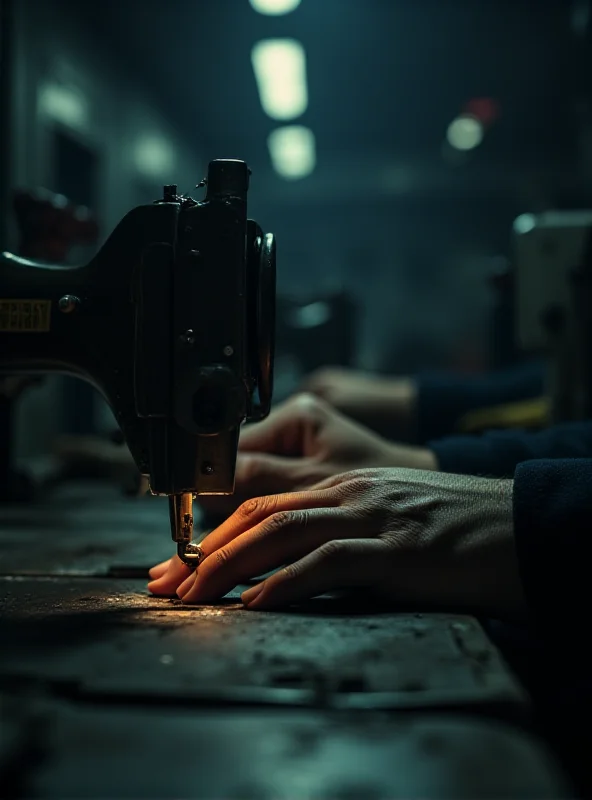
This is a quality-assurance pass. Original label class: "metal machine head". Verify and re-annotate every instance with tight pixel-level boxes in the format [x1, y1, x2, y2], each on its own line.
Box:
[136, 159, 276, 498]
[0, 158, 276, 563]
[135, 159, 276, 560]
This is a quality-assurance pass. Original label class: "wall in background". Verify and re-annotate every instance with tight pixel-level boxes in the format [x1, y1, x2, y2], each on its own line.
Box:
[10, 0, 205, 458]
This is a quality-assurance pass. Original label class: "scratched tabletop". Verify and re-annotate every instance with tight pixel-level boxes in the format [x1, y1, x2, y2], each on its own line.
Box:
[0, 482, 571, 798]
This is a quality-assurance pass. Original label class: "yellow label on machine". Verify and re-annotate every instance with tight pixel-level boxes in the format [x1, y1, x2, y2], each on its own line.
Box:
[0, 300, 52, 332]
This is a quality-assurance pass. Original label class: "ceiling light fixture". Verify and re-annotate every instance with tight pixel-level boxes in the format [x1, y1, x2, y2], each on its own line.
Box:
[249, 0, 301, 15]
[446, 114, 484, 151]
[268, 125, 316, 179]
[251, 38, 308, 120]
[133, 134, 176, 178]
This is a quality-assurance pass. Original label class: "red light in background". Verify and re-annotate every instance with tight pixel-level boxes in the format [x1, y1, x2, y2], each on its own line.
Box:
[463, 98, 500, 127]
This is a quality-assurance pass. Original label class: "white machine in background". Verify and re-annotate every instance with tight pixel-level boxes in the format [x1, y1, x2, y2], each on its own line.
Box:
[513, 210, 592, 422]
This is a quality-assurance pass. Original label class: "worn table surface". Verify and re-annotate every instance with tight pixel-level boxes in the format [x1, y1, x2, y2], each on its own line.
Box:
[0, 483, 571, 798]
[0, 482, 172, 576]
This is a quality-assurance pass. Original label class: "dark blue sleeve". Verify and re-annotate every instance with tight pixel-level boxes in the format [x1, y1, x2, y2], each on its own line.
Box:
[513, 459, 592, 636]
[415, 360, 545, 443]
[430, 421, 592, 477]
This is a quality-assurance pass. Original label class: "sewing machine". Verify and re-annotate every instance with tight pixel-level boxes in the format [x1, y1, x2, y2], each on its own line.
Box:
[0, 185, 101, 501]
[513, 210, 592, 422]
[0, 158, 276, 565]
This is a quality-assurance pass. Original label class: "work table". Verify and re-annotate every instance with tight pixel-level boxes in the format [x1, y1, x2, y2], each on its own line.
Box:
[0, 484, 570, 798]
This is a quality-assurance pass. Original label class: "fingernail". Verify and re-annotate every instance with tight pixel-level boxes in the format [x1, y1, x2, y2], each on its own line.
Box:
[177, 572, 197, 599]
[241, 582, 264, 606]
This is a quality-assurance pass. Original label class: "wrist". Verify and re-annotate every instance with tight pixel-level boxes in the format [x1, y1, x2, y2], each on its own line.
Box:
[410, 446, 438, 471]
[463, 477, 527, 620]
[385, 442, 438, 471]
[376, 377, 418, 441]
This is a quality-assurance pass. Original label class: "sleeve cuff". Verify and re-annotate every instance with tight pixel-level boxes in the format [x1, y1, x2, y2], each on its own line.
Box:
[430, 433, 527, 477]
[416, 361, 545, 443]
[513, 459, 592, 634]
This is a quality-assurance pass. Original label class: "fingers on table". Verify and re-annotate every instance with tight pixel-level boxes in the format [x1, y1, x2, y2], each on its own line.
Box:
[242, 538, 392, 609]
[148, 558, 171, 579]
[178, 503, 355, 604]
[150, 484, 357, 603]
[238, 397, 301, 454]
[146, 489, 328, 595]
[197, 487, 341, 556]
[147, 555, 193, 595]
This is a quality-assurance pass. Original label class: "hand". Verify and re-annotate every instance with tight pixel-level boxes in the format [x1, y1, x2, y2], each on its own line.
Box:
[198, 393, 437, 517]
[302, 367, 417, 439]
[148, 468, 526, 621]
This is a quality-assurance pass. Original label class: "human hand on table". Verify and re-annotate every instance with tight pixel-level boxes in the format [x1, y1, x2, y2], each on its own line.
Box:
[302, 367, 418, 440]
[198, 393, 436, 518]
[148, 468, 526, 621]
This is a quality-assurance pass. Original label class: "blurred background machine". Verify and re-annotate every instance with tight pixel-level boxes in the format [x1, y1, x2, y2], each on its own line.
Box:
[0, 187, 99, 501]
[514, 209, 592, 423]
[274, 290, 357, 399]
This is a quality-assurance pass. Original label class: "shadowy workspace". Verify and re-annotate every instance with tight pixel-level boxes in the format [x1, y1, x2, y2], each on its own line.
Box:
[0, 1, 590, 797]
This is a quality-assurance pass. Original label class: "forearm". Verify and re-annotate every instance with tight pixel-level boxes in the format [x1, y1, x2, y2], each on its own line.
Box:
[415, 361, 545, 443]
[383, 440, 439, 471]
[356, 376, 418, 441]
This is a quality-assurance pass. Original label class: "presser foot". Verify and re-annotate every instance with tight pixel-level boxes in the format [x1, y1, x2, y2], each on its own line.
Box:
[176, 540, 206, 569]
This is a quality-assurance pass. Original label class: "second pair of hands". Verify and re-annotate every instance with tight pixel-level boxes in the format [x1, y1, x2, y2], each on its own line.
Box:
[148, 395, 525, 620]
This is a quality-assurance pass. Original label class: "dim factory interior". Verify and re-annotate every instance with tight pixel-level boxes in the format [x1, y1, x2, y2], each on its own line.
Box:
[1, 0, 592, 797]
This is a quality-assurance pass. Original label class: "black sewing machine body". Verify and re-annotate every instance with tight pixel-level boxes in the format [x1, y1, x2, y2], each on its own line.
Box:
[0, 159, 275, 497]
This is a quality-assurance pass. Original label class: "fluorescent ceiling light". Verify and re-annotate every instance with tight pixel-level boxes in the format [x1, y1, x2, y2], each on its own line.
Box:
[249, 0, 301, 15]
[39, 83, 88, 129]
[446, 114, 484, 151]
[251, 39, 308, 120]
[268, 125, 316, 179]
[133, 134, 176, 178]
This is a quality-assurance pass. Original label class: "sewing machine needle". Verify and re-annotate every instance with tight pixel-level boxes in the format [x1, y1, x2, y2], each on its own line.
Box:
[169, 493, 205, 566]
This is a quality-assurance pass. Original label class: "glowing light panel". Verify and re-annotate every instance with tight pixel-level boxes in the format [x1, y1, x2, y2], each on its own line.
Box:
[133, 134, 176, 178]
[251, 39, 308, 120]
[268, 125, 316, 179]
[249, 0, 301, 15]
